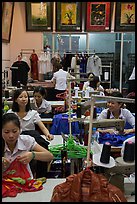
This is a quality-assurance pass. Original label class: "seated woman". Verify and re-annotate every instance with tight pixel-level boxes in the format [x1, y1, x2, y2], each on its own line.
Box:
[7, 88, 54, 177]
[83, 74, 104, 95]
[97, 91, 135, 135]
[2, 113, 53, 178]
[31, 86, 53, 118]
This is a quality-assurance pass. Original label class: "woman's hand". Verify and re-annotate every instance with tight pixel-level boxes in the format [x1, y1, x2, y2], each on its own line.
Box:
[123, 128, 135, 135]
[46, 134, 54, 141]
[16, 152, 33, 165]
[2, 157, 10, 172]
[98, 129, 118, 134]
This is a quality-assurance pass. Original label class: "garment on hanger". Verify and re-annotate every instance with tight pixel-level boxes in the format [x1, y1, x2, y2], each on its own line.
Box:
[30, 49, 39, 80]
[11, 55, 30, 86]
[86, 54, 102, 78]
[61, 52, 74, 71]
[80, 54, 88, 74]
[71, 55, 80, 81]
[38, 52, 51, 75]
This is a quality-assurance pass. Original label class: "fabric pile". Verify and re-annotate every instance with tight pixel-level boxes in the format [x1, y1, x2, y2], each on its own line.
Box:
[2, 158, 46, 198]
[98, 132, 135, 146]
[49, 135, 92, 159]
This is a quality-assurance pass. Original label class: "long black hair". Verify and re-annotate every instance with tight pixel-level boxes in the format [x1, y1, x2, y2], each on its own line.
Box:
[2, 113, 21, 156]
[89, 76, 99, 89]
[12, 88, 31, 112]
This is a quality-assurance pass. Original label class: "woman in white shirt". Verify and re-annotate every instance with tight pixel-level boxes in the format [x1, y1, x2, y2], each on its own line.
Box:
[7, 88, 54, 177]
[2, 113, 53, 178]
[31, 86, 52, 118]
[83, 74, 104, 95]
[97, 91, 135, 134]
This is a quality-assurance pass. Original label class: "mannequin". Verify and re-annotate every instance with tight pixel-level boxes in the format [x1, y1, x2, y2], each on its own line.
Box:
[30, 49, 39, 80]
[11, 54, 30, 86]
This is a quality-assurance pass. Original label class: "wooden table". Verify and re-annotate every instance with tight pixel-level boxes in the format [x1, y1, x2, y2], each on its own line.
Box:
[27, 80, 54, 90]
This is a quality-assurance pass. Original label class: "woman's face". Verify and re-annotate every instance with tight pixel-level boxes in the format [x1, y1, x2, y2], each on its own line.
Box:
[15, 91, 28, 108]
[2, 121, 20, 147]
[107, 101, 122, 112]
[34, 92, 43, 104]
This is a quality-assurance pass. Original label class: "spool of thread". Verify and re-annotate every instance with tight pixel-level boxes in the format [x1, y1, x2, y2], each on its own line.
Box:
[100, 142, 111, 164]
[84, 134, 88, 146]
[76, 103, 81, 118]
[123, 141, 135, 162]
[4, 90, 9, 98]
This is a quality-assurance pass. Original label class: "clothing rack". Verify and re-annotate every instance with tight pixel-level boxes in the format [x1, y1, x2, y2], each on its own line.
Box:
[20, 49, 97, 57]
[20, 49, 49, 55]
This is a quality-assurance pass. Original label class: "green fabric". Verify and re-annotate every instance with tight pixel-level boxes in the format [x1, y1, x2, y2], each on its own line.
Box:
[49, 135, 92, 159]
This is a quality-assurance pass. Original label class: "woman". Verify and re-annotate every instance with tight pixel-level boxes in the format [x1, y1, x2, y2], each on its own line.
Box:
[97, 91, 135, 134]
[7, 88, 54, 177]
[2, 113, 53, 178]
[31, 86, 52, 118]
[83, 74, 104, 95]
[51, 63, 75, 100]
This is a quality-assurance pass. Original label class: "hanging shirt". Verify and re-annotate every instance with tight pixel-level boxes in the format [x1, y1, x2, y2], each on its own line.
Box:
[86, 55, 102, 77]
[30, 52, 39, 80]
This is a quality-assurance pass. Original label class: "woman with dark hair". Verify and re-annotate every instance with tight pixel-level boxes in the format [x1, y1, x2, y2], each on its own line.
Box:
[2, 113, 53, 177]
[51, 63, 75, 100]
[31, 86, 52, 118]
[97, 91, 135, 134]
[7, 88, 54, 177]
[83, 74, 104, 95]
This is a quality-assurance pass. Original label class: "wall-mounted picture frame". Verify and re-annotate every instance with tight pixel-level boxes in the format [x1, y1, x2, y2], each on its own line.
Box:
[86, 2, 111, 32]
[26, 2, 53, 31]
[2, 2, 14, 43]
[56, 2, 82, 32]
[115, 2, 135, 32]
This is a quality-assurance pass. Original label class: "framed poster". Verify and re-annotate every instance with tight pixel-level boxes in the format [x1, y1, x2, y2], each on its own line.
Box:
[2, 2, 14, 43]
[56, 2, 82, 32]
[115, 2, 135, 32]
[86, 2, 111, 32]
[26, 2, 53, 31]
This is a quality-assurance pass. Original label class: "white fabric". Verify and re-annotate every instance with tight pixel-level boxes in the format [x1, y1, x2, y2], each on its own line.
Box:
[38, 52, 51, 74]
[129, 66, 135, 80]
[7, 109, 41, 131]
[86, 55, 102, 77]
[4, 134, 37, 178]
[97, 108, 135, 129]
[71, 56, 80, 80]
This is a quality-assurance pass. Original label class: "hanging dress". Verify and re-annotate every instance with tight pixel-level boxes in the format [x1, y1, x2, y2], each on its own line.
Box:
[30, 51, 39, 80]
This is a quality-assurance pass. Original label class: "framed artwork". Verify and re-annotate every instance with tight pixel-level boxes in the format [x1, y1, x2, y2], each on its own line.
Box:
[86, 2, 111, 32]
[26, 2, 53, 31]
[56, 2, 82, 32]
[2, 2, 14, 43]
[115, 2, 135, 32]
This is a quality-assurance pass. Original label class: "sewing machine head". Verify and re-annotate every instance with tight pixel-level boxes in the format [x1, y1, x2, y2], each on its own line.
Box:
[92, 119, 125, 133]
